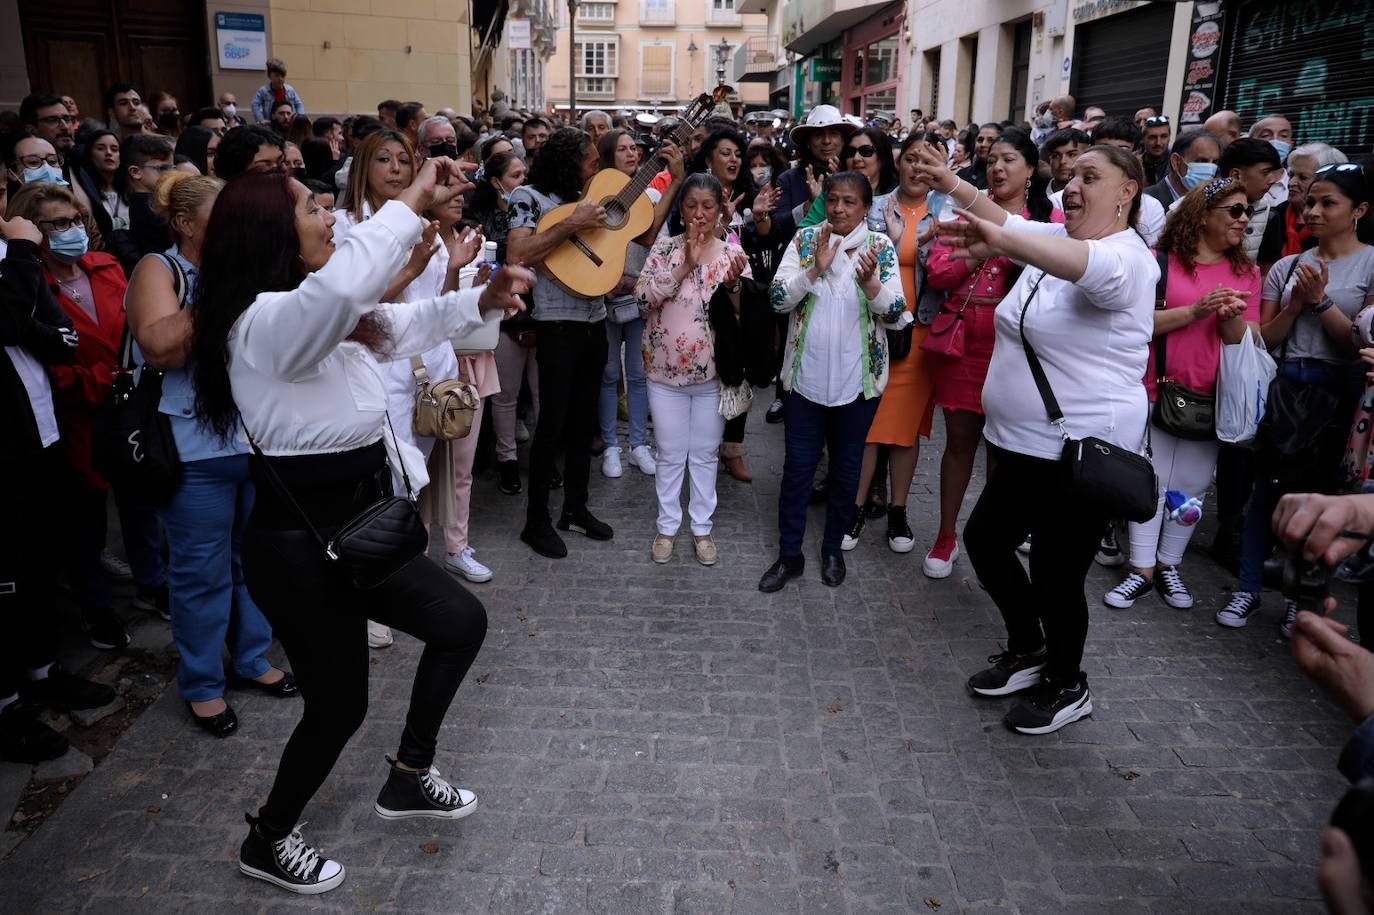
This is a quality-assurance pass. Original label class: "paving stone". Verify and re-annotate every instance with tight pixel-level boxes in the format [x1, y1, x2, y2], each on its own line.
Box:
[32, 747, 93, 781]
[0, 410, 1355, 912]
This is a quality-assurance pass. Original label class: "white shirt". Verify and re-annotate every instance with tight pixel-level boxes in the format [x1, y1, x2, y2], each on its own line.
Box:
[0, 238, 60, 449]
[982, 217, 1157, 461]
[228, 200, 486, 485]
[1050, 189, 1164, 246]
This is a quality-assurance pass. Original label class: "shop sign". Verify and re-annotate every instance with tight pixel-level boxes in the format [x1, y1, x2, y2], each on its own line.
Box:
[809, 58, 842, 82]
[215, 12, 266, 71]
[1178, 0, 1223, 125]
[508, 18, 531, 50]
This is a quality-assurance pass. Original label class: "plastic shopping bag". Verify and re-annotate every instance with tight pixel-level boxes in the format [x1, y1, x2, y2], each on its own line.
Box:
[1216, 325, 1277, 445]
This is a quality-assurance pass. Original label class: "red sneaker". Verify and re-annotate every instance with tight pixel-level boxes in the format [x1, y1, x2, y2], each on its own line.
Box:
[922, 530, 960, 579]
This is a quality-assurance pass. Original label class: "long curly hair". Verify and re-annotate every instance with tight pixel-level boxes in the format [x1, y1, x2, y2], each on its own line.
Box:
[843, 127, 898, 197]
[1157, 176, 1254, 276]
[527, 127, 591, 201]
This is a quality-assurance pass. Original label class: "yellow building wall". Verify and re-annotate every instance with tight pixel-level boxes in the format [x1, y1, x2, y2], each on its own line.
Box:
[267, 0, 473, 114]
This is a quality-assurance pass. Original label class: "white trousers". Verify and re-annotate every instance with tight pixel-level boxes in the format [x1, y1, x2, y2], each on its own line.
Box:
[1128, 426, 1220, 569]
[647, 379, 725, 536]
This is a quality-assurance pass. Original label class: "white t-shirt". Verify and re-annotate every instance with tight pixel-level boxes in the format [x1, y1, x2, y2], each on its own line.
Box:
[1049, 189, 1164, 246]
[0, 238, 60, 449]
[982, 217, 1158, 460]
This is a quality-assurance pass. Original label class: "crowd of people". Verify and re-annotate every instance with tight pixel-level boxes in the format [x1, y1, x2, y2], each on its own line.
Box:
[2, 55, 1374, 894]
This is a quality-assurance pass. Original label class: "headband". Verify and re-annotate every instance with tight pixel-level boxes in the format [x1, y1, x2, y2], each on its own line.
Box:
[1202, 177, 1234, 201]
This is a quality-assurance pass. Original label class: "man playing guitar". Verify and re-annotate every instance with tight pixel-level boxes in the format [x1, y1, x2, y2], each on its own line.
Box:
[506, 126, 684, 559]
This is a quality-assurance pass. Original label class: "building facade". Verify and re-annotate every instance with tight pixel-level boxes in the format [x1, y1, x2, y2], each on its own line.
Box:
[543, 0, 772, 115]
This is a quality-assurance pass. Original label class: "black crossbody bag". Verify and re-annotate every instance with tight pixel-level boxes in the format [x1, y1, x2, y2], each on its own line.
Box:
[244, 415, 429, 591]
[1018, 271, 1159, 523]
[1151, 250, 1216, 440]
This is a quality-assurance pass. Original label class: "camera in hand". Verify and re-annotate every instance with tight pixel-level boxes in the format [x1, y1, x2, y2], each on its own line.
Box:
[1280, 553, 1330, 613]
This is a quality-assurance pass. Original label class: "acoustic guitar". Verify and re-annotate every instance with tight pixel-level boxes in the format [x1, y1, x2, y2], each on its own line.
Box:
[534, 92, 717, 298]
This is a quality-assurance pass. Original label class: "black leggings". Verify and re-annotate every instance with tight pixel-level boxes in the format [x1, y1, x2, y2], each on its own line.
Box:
[242, 443, 487, 840]
[964, 445, 1107, 682]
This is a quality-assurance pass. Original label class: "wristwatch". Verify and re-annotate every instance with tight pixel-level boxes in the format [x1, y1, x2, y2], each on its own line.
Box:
[1313, 296, 1336, 314]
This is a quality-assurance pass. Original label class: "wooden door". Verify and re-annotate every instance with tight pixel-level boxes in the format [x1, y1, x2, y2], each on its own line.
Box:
[19, 0, 209, 121]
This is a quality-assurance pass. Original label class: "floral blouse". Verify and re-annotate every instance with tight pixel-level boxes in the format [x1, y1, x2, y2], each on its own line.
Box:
[635, 235, 752, 386]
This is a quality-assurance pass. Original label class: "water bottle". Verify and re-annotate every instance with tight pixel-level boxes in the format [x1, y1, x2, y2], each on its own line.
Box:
[457, 237, 496, 289]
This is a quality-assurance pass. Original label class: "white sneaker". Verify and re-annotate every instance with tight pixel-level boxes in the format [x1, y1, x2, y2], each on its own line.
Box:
[629, 445, 657, 476]
[514, 420, 530, 444]
[602, 446, 623, 478]
[444, 546, 493, 583]
[367, 620, 393, 649]
[100, 549, 133, 581]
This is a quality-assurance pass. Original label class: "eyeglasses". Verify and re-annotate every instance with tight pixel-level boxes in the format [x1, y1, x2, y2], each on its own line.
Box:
[843, 144, 877, 159]
[1144, 115, 1170, 126]
[1209, 203, 1255, 219]
[36, 114, 76, 127]
[1315, 163, 1364, 175]
[17, 153, 64, 169]
[37, 216, 84, 232]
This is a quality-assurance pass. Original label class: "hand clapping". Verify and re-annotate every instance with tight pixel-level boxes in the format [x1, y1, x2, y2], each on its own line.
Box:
[477, 264, 534, 314]
[1292, 258, 1329, 309]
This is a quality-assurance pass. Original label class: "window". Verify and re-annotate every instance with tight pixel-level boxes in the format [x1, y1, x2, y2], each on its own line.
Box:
[712, 0, 734, 9]
[640, 44, 674, 97]
[578, 2, 615, 22]
[1008, 19, 1032, 122]
[640, 0, 673, 24]
[575, 39, 619, 77]
[576, 77, 616, 98]
[865, 36, 898, 86]
[707, 0, 737, 23]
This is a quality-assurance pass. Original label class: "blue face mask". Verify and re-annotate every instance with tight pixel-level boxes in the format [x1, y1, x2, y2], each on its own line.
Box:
[48, 225, 89, 262]
[1269, 139, 1291, 162]
[1181, 161, 1218, 190]
[21, 163, 68, 186]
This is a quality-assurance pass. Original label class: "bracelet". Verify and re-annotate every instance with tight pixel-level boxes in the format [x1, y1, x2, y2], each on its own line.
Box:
[727, 280, 741, 294]
[954, 178, 978, 209]
[1313, 296, 1336, 314]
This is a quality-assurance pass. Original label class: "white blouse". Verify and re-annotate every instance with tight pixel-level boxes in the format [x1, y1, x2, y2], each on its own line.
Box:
[981, 217, 1158, 461]
[228, 200, 485, 484]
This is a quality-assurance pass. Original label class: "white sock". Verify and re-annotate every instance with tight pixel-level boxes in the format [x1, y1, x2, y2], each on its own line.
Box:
[27, 663, 53, 681]
[0, 693, 17, 713]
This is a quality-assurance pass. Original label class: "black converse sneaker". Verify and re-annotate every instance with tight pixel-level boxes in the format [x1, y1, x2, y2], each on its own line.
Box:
[1215, 590, 1260, 628]
[1095, 524, 1125, 567]
[239, 814, 345, 895]
[1103, 571, 1152, 609]
[1155, 565, 1194, 609]
[1280, 599, 1299, 639]
[841, 512, 865, 552]
[374, 757, 478, 820]
[967, 649, 1047, 697]
[1004, 672, 1093, 735]
[886, 506, 915, 554]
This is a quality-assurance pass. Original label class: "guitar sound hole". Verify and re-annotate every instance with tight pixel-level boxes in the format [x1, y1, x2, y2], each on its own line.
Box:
[601, 199, 627, 229]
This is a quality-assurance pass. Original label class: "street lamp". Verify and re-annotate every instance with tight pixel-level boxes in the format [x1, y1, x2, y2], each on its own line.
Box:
[715, 36, 730, 88]
[569, 0, 578, 122]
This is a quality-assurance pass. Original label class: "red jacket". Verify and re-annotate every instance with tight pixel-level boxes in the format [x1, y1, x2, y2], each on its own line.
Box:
[45, 252, 127, 489]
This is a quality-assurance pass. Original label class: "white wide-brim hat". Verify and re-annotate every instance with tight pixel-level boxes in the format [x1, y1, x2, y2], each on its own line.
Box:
[790, 104, 859, 146]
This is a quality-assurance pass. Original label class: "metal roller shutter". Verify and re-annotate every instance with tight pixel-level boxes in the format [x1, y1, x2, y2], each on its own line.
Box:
[1220, 0, 1374, 157]
[1070, 3, 1176, 119]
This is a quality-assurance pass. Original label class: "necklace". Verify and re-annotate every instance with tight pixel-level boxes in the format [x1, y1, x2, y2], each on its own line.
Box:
[56, 276, 84, 304]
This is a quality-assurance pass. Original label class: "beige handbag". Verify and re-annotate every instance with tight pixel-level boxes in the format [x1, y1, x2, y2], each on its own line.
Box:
[410, 356, 479, 440]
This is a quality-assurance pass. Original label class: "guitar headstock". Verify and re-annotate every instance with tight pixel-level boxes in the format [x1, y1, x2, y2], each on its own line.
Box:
[681, 94, 713, 129]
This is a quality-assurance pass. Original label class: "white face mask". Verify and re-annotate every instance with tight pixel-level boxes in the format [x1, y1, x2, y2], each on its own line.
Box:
[222, 103, 237, 118]
[751, 166, 771, 185]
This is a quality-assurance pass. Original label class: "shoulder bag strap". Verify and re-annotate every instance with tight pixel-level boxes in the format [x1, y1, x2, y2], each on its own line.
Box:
[1016, 270, 1065, 436]
[1154, 248, 1169, 382]
[409, 354, 430, 386]
[1276, 255, 1304, 364]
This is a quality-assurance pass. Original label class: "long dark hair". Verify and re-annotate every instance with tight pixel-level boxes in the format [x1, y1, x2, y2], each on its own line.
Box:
[174, 126, 216, 177]
[1311, 164, 1374, 245]
[689, 128, 755, 197]
[192, 174, 386, 440]
[527, 127, 590, 201]
[843, 127, 897, 196]
[470, 151, 523, 218]
[597, 128, 636, 172]
[82, 128, 120, 191]
[995, 127, 1053, 223]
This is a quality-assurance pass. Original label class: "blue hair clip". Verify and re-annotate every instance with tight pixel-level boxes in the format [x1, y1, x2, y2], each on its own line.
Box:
[1202, 177, 1231, 201]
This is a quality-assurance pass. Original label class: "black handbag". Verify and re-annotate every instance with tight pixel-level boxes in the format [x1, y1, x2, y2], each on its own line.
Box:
[1150, 252, 1215, 440]
[92, 254, 186, 505]
[886, 323, 914, 360]
[244, 415, 429, 591]
[1019, 271, 1159, 523]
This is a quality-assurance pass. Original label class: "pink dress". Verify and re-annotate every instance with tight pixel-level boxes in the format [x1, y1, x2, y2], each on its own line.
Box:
[925, 206, 1063, 414]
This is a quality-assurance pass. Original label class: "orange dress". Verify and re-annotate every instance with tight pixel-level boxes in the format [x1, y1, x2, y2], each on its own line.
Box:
[867, 200, 936, 446]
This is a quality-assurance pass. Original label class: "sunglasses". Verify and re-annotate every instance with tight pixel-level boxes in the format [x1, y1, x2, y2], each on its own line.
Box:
[1209, 203, 1255, 219]
[1315, 162, 1364, 175]
[1144, 115, 1170, 126]
[843, 144, 877, 159]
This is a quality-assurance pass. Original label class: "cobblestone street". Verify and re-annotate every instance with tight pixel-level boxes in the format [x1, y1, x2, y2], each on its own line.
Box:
[0, 404, 1355, 914]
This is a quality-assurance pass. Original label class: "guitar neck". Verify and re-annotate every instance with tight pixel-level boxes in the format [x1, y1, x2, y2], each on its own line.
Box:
[609, 97, 709, 210]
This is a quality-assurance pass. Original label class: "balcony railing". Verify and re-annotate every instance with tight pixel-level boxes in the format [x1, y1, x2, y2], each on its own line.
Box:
[706, 4, 741, 25]
[733, 35, 781, 82]
[639, 0, 675, 25]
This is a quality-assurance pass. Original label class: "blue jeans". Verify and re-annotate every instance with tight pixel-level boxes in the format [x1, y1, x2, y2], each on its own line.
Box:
[600, 316, 648, 450]
[158, 455, 272, 701]
[1238, 359, 1364, 593]
[778, 391, 880, 558]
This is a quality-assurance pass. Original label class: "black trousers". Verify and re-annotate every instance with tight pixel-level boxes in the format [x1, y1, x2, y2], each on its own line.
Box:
[964, 445, 1108, 683]
[0, 445, 63, 699]
[242, 443, 487, 840]
[528, 320, 607, 526]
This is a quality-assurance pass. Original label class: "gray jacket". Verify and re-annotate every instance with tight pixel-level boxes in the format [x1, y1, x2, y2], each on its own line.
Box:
[872, 192, 942, 326]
